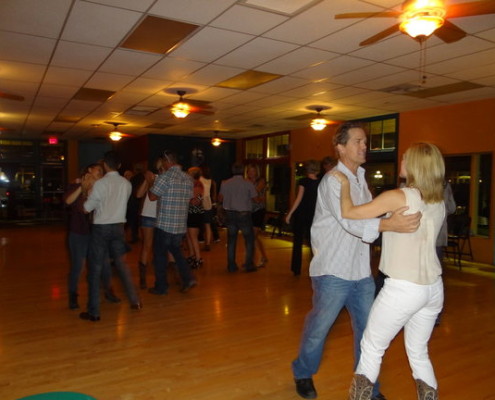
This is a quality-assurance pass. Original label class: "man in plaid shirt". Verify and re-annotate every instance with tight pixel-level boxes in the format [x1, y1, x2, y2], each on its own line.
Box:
[148, 150, 196, 294]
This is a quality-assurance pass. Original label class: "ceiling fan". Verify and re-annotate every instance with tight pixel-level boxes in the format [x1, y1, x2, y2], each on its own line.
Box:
[167, 90, 214, 118]
[0, 90, 24, 101]
[335, 0, 495, 46]
[104, 122, 132, 141]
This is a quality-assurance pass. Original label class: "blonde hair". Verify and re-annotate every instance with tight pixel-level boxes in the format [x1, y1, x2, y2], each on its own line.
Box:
[188, 167, 202, 180]
[404, 143, 444, 203]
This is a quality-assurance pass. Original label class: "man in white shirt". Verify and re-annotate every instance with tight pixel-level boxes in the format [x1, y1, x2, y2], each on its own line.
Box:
[291, 122, 421, 399]
[80, 151, 141, 321]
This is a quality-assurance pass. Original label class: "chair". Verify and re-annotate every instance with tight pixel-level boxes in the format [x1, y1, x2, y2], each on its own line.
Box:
[266, 211, 290, 238]
[443, 213, 473, 269]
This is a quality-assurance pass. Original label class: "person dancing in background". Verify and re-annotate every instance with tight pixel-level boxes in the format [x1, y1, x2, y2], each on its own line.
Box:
[246, 163, 268, 267]
[135, 158, 163, 289]
[186, 167, 204, 269]
[285, 160, 320, 276]
[332, 143, 445, 400]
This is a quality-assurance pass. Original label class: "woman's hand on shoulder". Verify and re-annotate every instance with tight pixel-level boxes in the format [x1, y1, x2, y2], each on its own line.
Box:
[329, 170, 348, 184]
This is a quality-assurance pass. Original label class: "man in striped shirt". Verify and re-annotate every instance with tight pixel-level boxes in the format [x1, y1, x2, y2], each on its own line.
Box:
[148, 150, 196, 294]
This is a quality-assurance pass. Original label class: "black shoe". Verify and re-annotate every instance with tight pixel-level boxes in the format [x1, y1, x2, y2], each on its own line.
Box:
[130, 302, 143, 310]
[180, 280, 197, 293]
[104, 291, 121, 303]
[79, 312, 100, 322]
[372, 394, 387, 400]
[295, 378, 317, 399]
[148, 287, 167, 295]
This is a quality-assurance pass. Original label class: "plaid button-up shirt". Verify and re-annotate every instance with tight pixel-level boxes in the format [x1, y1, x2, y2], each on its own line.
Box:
[150, 165, 193, 234]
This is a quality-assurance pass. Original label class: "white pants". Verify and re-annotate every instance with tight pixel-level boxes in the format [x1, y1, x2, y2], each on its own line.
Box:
[356, 277, 444, 388]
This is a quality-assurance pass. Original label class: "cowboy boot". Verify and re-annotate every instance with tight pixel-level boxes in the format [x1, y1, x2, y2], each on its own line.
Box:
[349, 374, 373, 400]
[138, 262, 147, 289]
[416, 379, 438, 400]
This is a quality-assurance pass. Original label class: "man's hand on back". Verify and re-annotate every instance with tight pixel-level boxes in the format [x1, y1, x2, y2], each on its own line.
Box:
[379, 206, 421, 233]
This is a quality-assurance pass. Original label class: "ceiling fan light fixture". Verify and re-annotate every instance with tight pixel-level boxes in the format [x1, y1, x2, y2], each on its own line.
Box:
[171, 101, 191, 118]
[171, 90, 191, 118]
[310, 118, 328, 131]
[211, 137, 222, 146]
[400, 0, 445, 38]
[109, 130, 122, 141]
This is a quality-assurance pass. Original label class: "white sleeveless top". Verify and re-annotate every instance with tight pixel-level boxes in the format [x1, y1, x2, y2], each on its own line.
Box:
[379, 187, 445, 285]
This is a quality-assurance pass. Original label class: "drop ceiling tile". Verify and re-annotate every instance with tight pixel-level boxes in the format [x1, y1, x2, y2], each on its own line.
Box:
[210, 5, 288, 35]
[471, 75, 495, 87]
[192, 87, 240, 102]
[215, 91, 268, 105]
[37, 84, 79, 100]
[259, 47, 339, 75]
[61, 1, 142, 47]
[143, 57, 206, 81]
[44, 66, 93, 86]
[88, 0, 156, 12]
[0, 0, 71, 38]
[292, 55, 374, 80]
[0, 80, 38, 99]
[449, 14, 495, 34]
[477, 27, 495, 42]
[426, 48, 495, 75]
[431, 86, 495, 103]
[86, 72, 136, 91]
[150, 0, 236, 24]
[348, 34, 422, 62]
[0, 32, 56, 64]
[263, 0, 383, 45]
[331, 63, 407, 86]
[251, 76, 307, 95]
[122, 77, 171, 94]
[170, 27, 254, 63]
[426, 36, 495, 64]
[446, 63, 495, 81]
[99, 49, 162, 75]
[282, 82, 343, 98]
[0, 61, 46, 83]
[51, 41, 112, 70]
[185, 64, 245, 86]
[356, 70, 421, 90]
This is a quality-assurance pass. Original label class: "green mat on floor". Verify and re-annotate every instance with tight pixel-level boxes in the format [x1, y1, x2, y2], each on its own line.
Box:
[17, 392, 96, 400]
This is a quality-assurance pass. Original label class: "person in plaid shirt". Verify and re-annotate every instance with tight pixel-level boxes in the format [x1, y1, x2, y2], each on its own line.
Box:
[148, 150, 196, 294]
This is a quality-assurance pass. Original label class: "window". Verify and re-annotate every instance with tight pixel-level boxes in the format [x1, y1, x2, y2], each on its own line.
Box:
[445, 153, 491, 237]
[267, 134, 289, 158]
[243, 133, 290, 213]
[361, 116, 397, 152]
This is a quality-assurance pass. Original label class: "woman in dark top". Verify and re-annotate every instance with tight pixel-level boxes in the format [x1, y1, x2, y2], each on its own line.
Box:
[64, 163, 103, 309]
[285, 159, 321, 276]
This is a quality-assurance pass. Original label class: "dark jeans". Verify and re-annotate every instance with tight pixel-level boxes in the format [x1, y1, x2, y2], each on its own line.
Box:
[87, 223, 139, 316]
[225, 210, 254, 271]
[68, 232, 113, 296]
[152, 228, 194, 293]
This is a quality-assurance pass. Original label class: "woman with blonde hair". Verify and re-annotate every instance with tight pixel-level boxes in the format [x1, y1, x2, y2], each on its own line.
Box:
[332, 143, 446, 400]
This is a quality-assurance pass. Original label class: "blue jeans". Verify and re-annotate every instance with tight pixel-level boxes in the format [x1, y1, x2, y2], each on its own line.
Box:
[87, 224, 139, 316]
[225, 210, 254, 271]
[152, 228, 193, 293]
[292, 274, 381, 396]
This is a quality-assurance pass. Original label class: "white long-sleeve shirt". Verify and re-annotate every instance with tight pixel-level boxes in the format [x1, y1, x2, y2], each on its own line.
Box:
[84, 171, 131, 225]
[309, 161, 380, 280]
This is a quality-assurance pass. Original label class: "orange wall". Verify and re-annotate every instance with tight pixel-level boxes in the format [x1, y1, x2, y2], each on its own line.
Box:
[399, 98, 495, 264]
[289, 98, 495, 264]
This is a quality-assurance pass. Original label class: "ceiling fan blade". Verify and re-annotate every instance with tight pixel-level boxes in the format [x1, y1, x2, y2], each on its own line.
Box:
[434, 20, 467, 43]
[335, 11, 400, 19]
[0, 91, 24, 101]
[446, 0, 495, 18]
[360, 23, 400, 46]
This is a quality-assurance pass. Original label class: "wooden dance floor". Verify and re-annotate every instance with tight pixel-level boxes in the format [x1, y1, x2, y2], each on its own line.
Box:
[0, 223, 494, 399]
